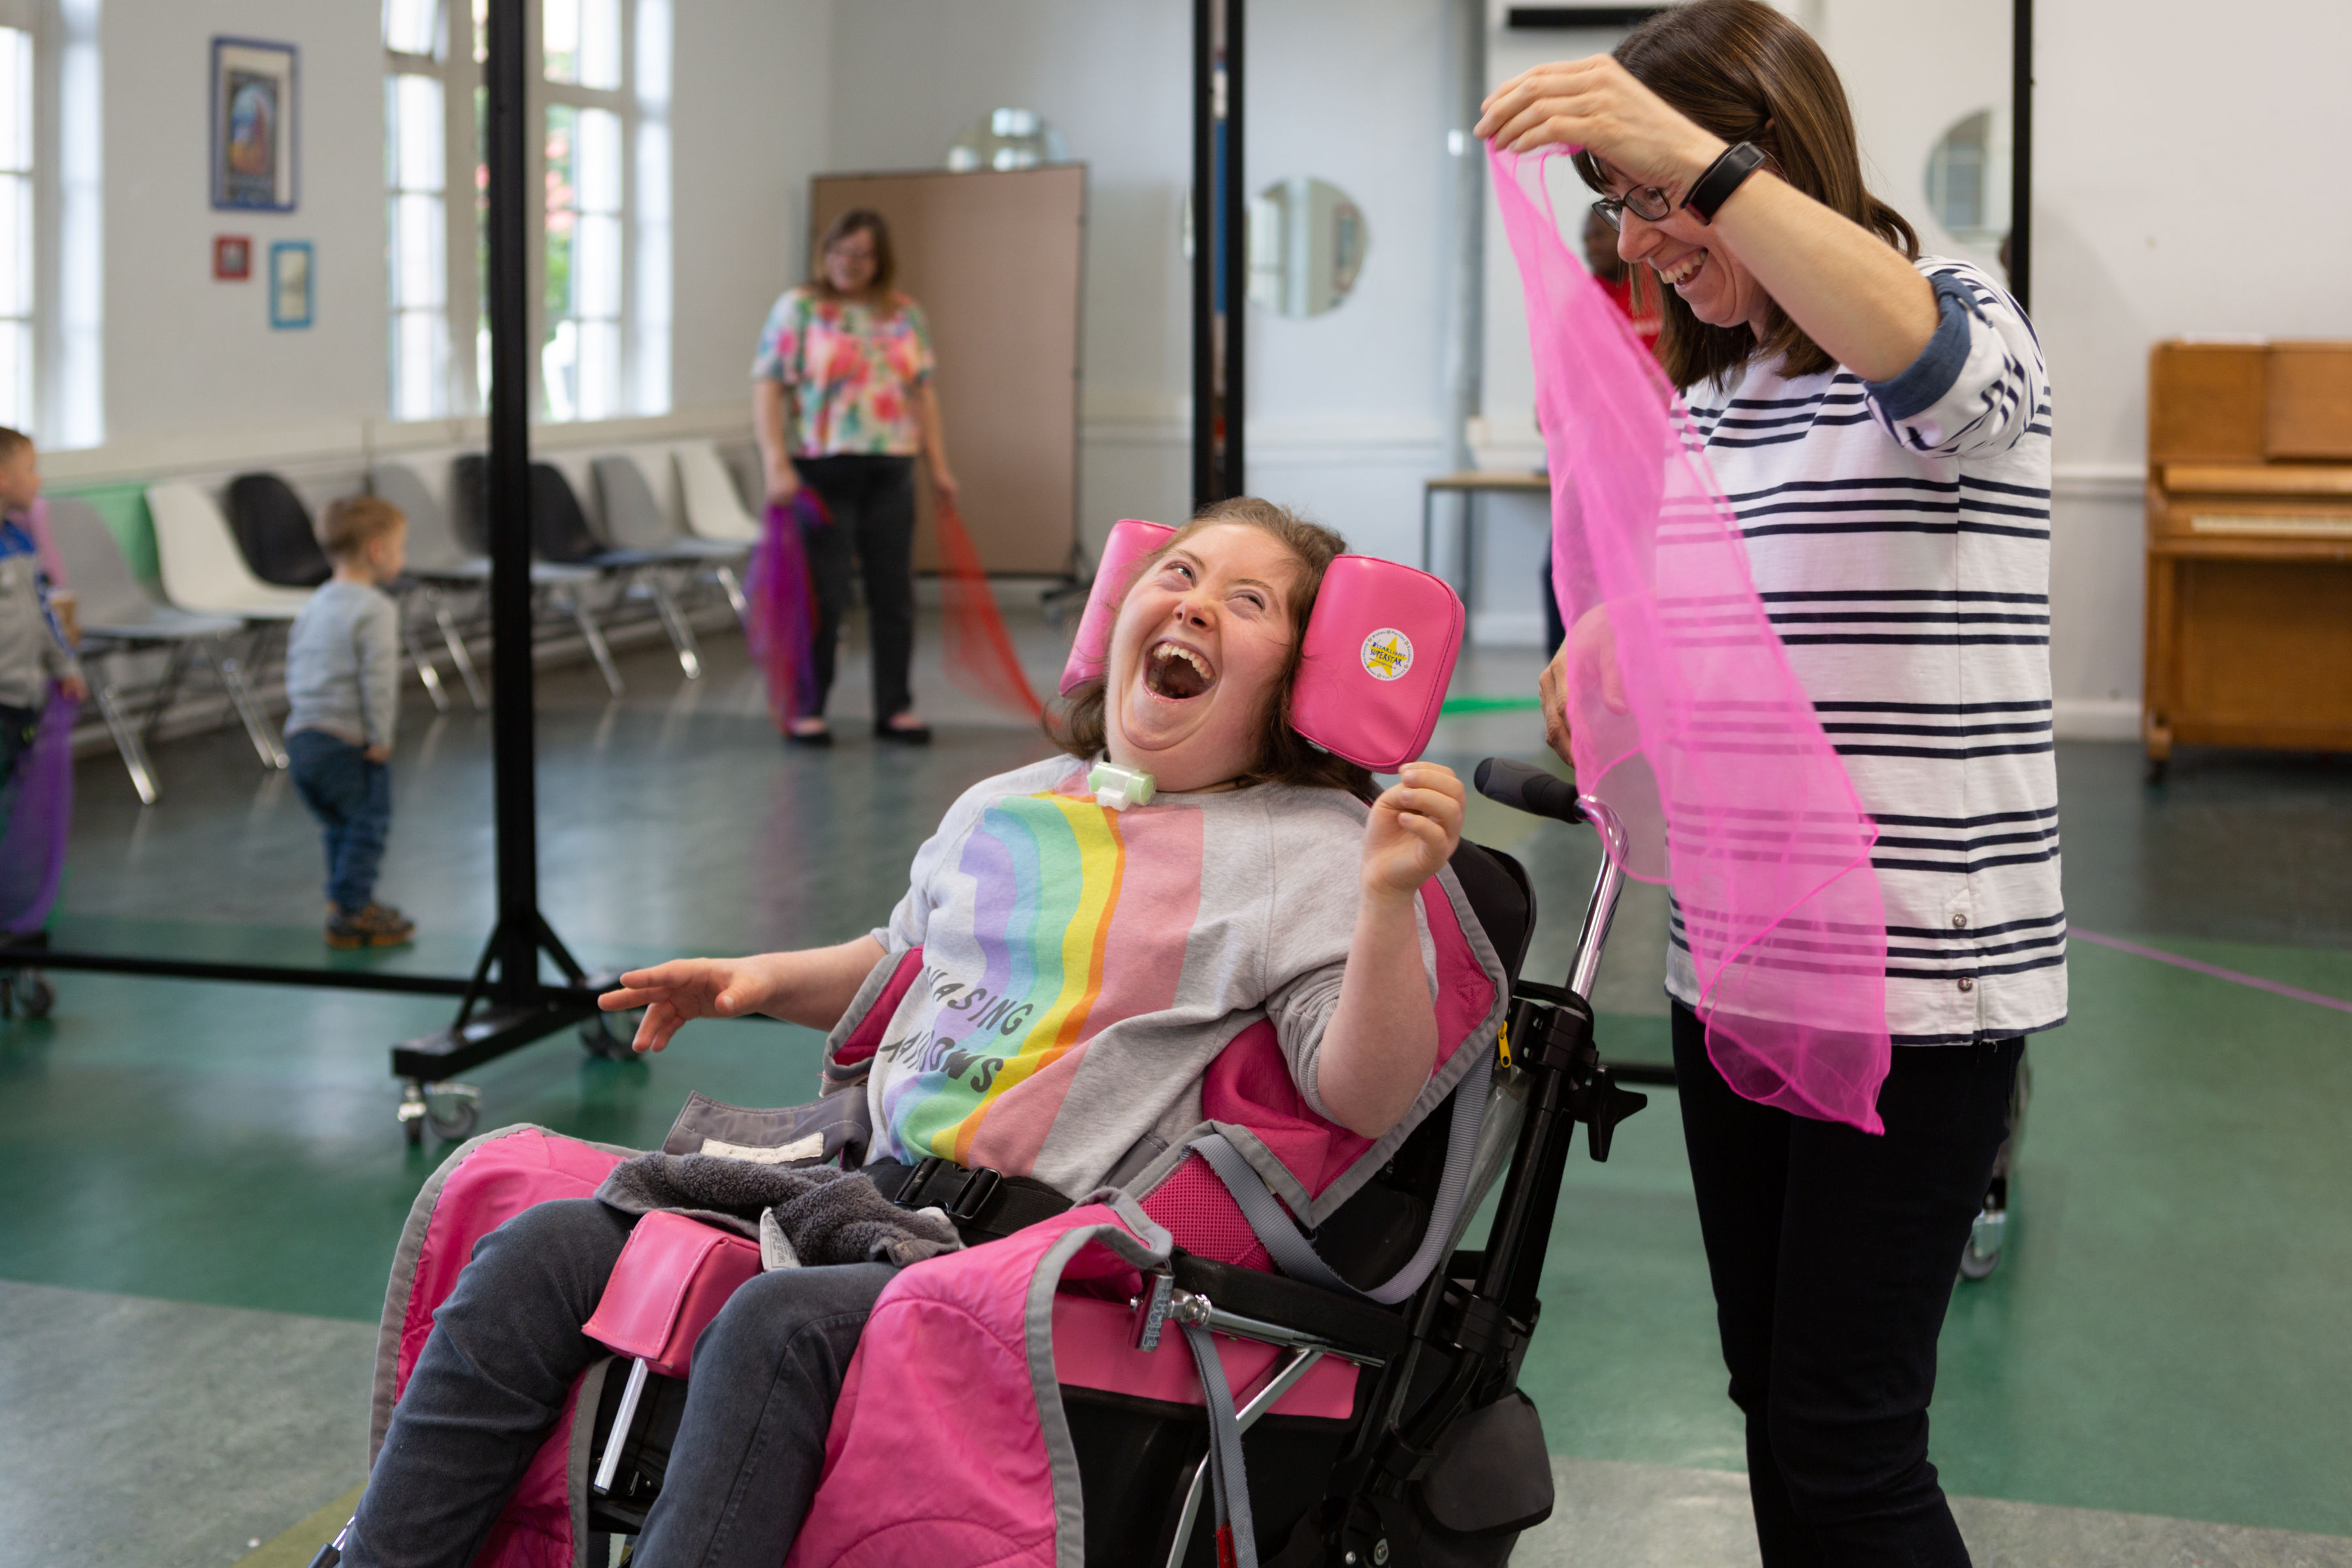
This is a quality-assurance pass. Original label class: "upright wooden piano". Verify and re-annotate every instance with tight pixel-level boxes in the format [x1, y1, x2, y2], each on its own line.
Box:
[2144, 341, 2352, 772]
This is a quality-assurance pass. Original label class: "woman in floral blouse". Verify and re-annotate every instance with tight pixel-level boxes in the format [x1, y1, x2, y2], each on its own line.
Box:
[753, 208, 958, 745]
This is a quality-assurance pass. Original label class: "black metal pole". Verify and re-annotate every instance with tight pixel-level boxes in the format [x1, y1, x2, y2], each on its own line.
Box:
[2010, 0, 2032, 314]
[1191, 0, 1216, 512]
[1220, 0, 1245, 500]
[483, 0, 540, 1004]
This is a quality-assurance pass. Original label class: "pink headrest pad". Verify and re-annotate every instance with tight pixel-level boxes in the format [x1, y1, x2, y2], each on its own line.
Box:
[1290, 555, 1463, 772]
[1059, 520, 1462, 773]
[1061, 518, 1177, 694]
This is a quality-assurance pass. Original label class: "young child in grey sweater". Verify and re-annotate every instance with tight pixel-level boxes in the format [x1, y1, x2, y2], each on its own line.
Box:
[284, 496, 414, 948]
[0, 428, 86, 840]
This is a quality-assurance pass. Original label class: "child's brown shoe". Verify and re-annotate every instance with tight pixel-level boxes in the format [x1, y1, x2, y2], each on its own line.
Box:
[327, 903, 417, 949]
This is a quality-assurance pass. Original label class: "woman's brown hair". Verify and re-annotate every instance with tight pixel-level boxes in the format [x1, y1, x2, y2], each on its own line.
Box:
[1573, 0, 1918, 390]
[811, 208, 897, 300]
[1045, 497, 1378, 801]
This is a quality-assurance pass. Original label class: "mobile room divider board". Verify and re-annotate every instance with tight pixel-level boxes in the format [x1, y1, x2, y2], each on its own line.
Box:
[811, 165, 1086, 578]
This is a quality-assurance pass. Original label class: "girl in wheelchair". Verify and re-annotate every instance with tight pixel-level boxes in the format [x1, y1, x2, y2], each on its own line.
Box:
[345, 498, 1500, 1568]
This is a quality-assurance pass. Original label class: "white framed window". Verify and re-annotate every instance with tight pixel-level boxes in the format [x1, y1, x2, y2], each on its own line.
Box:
[382, 0, 480, 419]
[384, 0, 666, 424]
[0, 24, 33, 433]
[538, 0, 664, 421]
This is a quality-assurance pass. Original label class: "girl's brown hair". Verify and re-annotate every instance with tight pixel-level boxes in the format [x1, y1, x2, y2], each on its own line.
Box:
[811, 208, 897, 300]
[1573, 0, 1918, 391]
[1045, 497, 1377, 801]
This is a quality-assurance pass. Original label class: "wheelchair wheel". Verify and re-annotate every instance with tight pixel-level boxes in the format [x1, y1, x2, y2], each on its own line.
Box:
[425, 1084, 482, 1142]
[580, 1008, 642, 1060]
[1959, 1201, 2006, 1281]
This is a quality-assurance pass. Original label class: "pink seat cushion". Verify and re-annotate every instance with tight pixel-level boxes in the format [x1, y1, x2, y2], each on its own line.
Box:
[582, 1209, 763, 1378]
[1051, 1292, 1357, 1420]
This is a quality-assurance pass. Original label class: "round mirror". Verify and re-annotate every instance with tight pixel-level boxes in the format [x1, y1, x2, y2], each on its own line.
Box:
[1247, 177, 1368, 318]
[946, 107, 1070, 172]
[1923, 107, 2010, 248]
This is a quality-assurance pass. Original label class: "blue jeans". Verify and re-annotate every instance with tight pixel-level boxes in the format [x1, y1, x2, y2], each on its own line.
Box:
[348, 1200, 896, 1568]
[286, 729, 391, 913]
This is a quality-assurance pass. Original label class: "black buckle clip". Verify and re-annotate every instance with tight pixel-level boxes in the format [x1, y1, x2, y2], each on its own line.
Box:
[946, 1166, 1004, 1226]
[896, 1156, 947, 1209]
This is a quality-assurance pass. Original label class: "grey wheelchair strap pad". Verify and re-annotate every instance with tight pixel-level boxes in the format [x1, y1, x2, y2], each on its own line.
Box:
[1190, 1047, 1494, 1306]
[1182, 1321, 1259, 1568]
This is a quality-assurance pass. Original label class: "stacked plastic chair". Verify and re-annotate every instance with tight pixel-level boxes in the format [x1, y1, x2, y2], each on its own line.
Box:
[591, 453, 750, 680]
[47, 497, 272, 802]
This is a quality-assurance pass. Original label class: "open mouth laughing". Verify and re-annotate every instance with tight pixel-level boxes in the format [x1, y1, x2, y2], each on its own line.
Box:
[1657, 249, 1707, 290]
[1143, 639, 1217, 701]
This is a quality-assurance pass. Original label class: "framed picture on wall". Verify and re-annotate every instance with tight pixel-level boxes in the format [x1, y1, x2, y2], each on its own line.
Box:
[269, 240, 314, 329]
[214, 235, 252, 280]
[211, 37, 297, 212]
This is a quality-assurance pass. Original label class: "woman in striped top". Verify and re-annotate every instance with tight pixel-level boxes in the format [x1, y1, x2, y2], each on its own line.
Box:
[1482, 3, 2055, 1564]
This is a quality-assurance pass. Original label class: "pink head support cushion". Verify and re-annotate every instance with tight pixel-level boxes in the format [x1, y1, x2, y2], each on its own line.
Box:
[1059, 517, 1463, 772]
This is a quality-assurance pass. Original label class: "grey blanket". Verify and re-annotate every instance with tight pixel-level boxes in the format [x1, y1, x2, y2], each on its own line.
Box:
[596, 1154, 962, 1270]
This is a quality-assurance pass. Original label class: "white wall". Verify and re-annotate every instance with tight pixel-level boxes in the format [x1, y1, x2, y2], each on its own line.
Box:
[825, 0, 1194, 560]
[99, 3, 386, 446]
[54, 0, 823, 483]
[670, 1, 830, 412]
[1242, 0, 1451, 567]
[826, 0, 1455, 568]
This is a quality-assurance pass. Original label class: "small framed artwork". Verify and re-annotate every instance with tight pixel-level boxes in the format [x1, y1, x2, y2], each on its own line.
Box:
[211, 37, 297, 212]
[214, 235, 252, 280]
[269, 240, 314, 329]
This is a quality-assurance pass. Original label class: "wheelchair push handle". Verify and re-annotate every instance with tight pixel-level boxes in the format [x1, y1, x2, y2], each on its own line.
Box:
[1474, 757, 1582, 825]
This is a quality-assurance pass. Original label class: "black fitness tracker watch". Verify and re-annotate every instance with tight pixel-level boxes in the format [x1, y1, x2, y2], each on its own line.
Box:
[1681, 141, 1767, 225]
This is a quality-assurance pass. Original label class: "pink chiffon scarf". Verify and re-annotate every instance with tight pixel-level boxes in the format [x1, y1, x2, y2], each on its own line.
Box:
[1491, 146, 1891, 1133]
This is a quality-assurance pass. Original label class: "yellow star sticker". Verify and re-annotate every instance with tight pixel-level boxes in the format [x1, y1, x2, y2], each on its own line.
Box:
[1364, 636, 1408, 678]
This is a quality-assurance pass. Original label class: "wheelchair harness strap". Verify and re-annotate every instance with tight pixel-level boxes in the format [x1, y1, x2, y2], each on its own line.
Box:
[1180, 1322, 1260, 1568]
[1189, 1047, 1494, 1305]
[889, 1155, 1073, 1245]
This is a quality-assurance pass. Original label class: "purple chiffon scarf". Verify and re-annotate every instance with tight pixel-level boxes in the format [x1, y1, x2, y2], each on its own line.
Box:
[0, 691, 76, 935]
[1492, 146, 1891, 1132]
[746, 490, 827, 730]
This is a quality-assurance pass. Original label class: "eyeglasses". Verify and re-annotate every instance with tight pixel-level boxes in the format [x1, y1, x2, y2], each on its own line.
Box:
[1591, 187, 1673, 231]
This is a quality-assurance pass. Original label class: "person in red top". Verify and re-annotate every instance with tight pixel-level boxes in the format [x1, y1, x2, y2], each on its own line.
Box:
[1543, 205, 1669, 653]
[1585, 203, 1664, 352]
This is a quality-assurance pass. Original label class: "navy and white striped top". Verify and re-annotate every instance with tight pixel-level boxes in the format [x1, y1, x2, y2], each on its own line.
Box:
[1667, 255, 2065, 1046]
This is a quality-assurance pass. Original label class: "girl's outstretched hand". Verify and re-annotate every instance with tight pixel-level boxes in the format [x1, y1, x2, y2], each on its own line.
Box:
[601, 956, 782, 1053]
[1362, 761, 1467, 900]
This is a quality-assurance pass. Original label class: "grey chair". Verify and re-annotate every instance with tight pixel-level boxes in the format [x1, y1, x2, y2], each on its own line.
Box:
[441, 456, 630, 696]
[46, 496, 273, 804]
[370, 463, 492, 711]
[591, 454, 752, 680]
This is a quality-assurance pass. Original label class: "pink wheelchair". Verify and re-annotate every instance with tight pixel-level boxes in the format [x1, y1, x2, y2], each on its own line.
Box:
[316, 525, 1652, 1568]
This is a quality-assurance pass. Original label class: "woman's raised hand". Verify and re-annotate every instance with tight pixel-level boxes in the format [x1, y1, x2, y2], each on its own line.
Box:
[600, 956, 785, 1053]
[1476, 54, 1723, 195]
[1362, 761, 1467, 901]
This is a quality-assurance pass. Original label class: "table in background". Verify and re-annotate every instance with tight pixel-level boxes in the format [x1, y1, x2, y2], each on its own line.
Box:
[1422, 471, 1550, 619]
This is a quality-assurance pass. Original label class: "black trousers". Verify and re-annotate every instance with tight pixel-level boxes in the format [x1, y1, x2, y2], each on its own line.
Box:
[1671, 1002, 2021, 1567]
[792, 455, 917, 723]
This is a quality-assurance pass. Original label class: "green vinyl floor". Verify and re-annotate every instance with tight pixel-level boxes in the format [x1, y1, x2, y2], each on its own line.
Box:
[3, 626, 2349, 1563]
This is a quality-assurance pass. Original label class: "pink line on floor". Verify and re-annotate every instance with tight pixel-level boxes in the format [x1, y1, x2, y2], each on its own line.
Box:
[2070, 928, 2352, 1016]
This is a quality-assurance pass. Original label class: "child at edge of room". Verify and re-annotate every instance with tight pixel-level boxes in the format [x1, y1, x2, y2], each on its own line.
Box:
[284, 496, 416, 949]
[0, 427, 86, 839]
